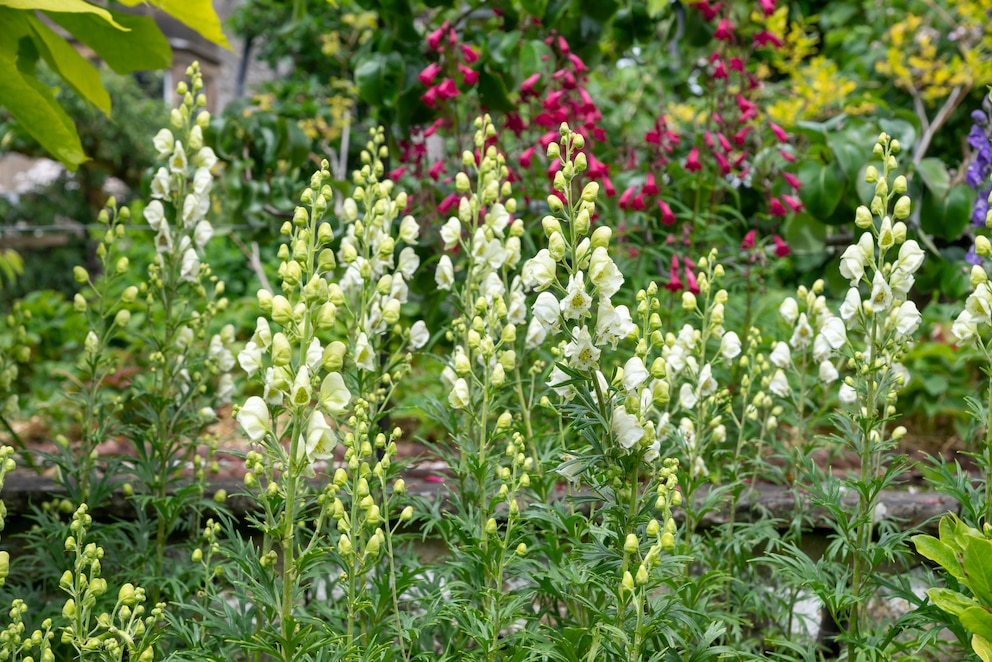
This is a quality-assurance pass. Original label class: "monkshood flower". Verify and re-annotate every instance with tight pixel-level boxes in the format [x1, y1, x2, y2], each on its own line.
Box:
[967, 97, 992, 228]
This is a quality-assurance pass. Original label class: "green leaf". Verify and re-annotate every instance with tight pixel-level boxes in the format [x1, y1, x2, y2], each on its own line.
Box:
[0, 0, 125, 28]
[920, 184, 975, 241]
[519, 39, 552, 77]
[914, 533, 965, 580]
[0, 54, 87, 170]
[46, 9, 170, 74]
[929, 587, 978, 617]
[25, 13, 109, 114]
[961, 607, 992, 643]
[879, 117, 917, 153]
[354, 52, 405, 108]
[116, 0, 230, 49]
[477, 68, 514, 112]
[974, 634, 992, 662]
[916, 157, 951, 200]
[797, 160, 846, 222]
[963, 536, 992, 606]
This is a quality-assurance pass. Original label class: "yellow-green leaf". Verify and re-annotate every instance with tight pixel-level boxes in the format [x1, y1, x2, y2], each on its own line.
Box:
[25, 13, 110, 115]
[46, 9, 171, 75]
[975, 634, 992, 662]
[0, 0, 126, 29]
[117, 0, 230, 49]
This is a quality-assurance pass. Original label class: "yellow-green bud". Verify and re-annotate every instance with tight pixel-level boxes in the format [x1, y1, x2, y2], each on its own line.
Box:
[660, 532, 675, 551]
[977, 236, 992, 257]
[192, 548, 203, 563]
[893, 196, 911, 220]
[893, 175, 907, 194]
[515, 543, 527, 556]
[400, 506, 413, 522]
[338, 534, 353, 555]
[113, 309, 131, 327]
[393, 479, 406, 495]
[591, 226, 611, 249]
[635, 564, 649, 585]
[621, 570, 635, 593]
[486, 517, 498, 536]
[865, 166, 878, 183]
[646, 519, 660, 536]
[73, 266, 89, 284]
[74, 293, 87, 312]
[624, 533, 639, 554]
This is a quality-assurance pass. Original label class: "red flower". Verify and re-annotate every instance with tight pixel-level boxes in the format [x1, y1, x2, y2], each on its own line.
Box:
[685, 268, 700, 294]
[618, 185, 637, 210]
[753, 31, 783, 48]
[458, 63, 478, 85]
[782, 194, 804, 212]
[685, 147, 703, 172]
[733, 126, 752, 146]
[427, 22, 448, 52]
[658, 199, 677, 226]
[504, 112, 526, 136]
[714, 18, 734, 41]
[631, 193, 646, 211]
[388, 167, 407, 180]
[773, 235, 790, 257]
[436, 78, 459, 100]
[717, 132, 732, 152]
[578, 87, 595, 112]
[703, 131, 715, 149]
[419, 62, 441, 86]
[520, 146, 536, 168]
[729, 57, 744, 72]
[769, 122, 789, 142]
[423, 118, 444, 138]
[643, 172, 659, 196]
[714, 152, 730, 175]
[759, 0, 776, 16]
[741, 229, 757, 250]
[429, 161, 447, 181]
[665, 257, 683, 292]
[695, 1, 723, 21]
[520, 73, 541, 98]
[712, 61, 727, 79]
[438, 193, 460, 214]
[602, 176, 617, 198]
[460, 44, 479, 64]
[769, 198, 787, 217]
[781, 171, 801, 189]
[420, 86, 439, 108]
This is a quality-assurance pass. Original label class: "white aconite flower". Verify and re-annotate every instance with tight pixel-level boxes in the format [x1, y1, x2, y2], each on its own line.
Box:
[525, 317, 548, 349]
[588, 247, 624, 298]
[595, 300, 635, 349]
[678, 383, 698, 410]
[319, 372, 351, 415]
[355, 332, 375, 371]
[153, 128, 174, 157]
[144, 200, 166, 231]
[522, 249, 557, 291]
[622, 356, 649, 393]
[192, 167, 212, 196]
[889, 267, 915, 298]
[818, 360, 838, 385]
[966, 286, 992, 326]
[869, 271, 893, 313]
[397, 247, 419, 280]
[483, 238, 508, 271]
[237, 396, 270, 441]
[448, 378, 470, 409]
[840, 288, 861, 326]
[789, 313, 814, 350]
[290, 365, 312, 407]
[896, 240, 924, 274]
[769, 369, 790, 397]
[839, 383, 857, 404]
[440, 217, 461, 249]
[151, 167, 171, 200]
[409, 320, 430, 349]
[217, 373, 235, 404]
[839, 244, 866, 286]
[770, 342, 791, 369]
[546, 365, 574, 400]
[820, 316, 847, 350]
[306, 338, 323, 371]
[813, 335, 832, 363]
[560, 272, 591, 320]
[390, 273, 409, 304]
[209, 335, 236, 373]
[399, 215, 419, 243]
[238, 341, 263, 377]
[482, 272, 505, 301]
[435, 255, 454, 291]
[488, 202, 510, 234]
[611, 406, 644, 450]
[778, 298, 797, 326]
[304, 412, 337, 463]
[194, 146, 217, 170]
[532, 292, 560, 328]
[169, 141, 187, 174]
[193, 220, 213, 250]
[507, 286, 526, 325]
[563, 326, 601, 371]
[894, 300, 921, 339]
[720, 331, 741, 360]
[179, 247, 200, 282]
[697, 363, 717, 398]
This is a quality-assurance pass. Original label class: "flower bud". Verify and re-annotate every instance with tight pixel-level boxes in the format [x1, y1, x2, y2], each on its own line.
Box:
[337, 534, 353, 555]
[977, 236, 991, 257]
[74, 266, 89, 284]
[682, 292, 696, 310]
[893, 196, 911, 220]
[400, 506, 413, 522]
[624, 533, 639, 554]
[591, 226, 611, 249]
[548, 232, 566, 261]
[865, 166, 878, 183]
[547, 142, 560, 160]
[113, 309, 131, 327]
[621, 570, 635, 593]
[635, 564, 649, 585]
[74, 293, 87, 312]
[271, 295, 293, 326]
[515, 543, 527, 556]
[485, 517, 497, 536]
[971, 265, 988, 287]
[893, 175, 907, 194]
[855, 206, 873, 229]
[660, 532, 675, 551]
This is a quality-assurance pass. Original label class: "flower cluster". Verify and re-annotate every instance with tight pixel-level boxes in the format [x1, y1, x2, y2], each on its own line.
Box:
[967, 96, 992, 230]
[419, 20, 480, 111]
[772, 280, 846, 395]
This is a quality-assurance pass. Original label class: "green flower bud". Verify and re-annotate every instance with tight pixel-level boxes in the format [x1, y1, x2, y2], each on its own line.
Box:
[660, 532, 675, 551]
[113, 309, 131, 327]
[647, 519, 660, 536]
[400, 506, 414, 522]
[976, 236, 991, 257]
[893, 195, 911, 220]
[635, 564, 649, 585]
[855, 205, 873, 229]
[865, 166, 878, 183]
[119, 583, 137, 606]
[485, 518, 497, 536]
[590, 226, 611, 249]
[547, 142, 560, 160]
[191, 548, 203, 563]
[515, 543, 527, 556]
[73, 266, 89, 284]
[338, 534, 353, 556]
[621, 570, 635, 593]
[624, 533, 639, 554]
[73, 293, 87, 312]
[213, 489, 227, 504]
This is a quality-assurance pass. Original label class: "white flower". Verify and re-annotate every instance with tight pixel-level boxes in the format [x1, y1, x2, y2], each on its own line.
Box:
[151, 167, 171, 200]
[175, 325, 194, 350]
[588, 247, 624, 298]
[789, 313, 814, 350]
[487, 202, 510, 234]
[813, 334, 832, 363]
[839, 383, 857, 404]
[622, 357, 649, 393]
[678, 383, 698, 410]
[820, 316, 847, 350]
[508, 285, 527, 325]
[306, 338, 323, 371]
[209, 335, 235, 372]
[769, 369, 790, 397]
[546, 365, 574, 400]
[563, 326, 601, 371]
[770, 342, 791, 369]
[194, 146, 217, 169]
[237, 396, 270, 441]
[153, 129, 174, 157]
[390, 273, 409, 304]
[193, 220, 213, 250]
[560, 272, 591, 320]
[889, 268, 915, 298]
[532, 292, 560, 328]
[440, 217, 461, 249]
[697, 363, 717, 397]
[840, 288, 861, 326]
[144, 200, 166, 231]
[290, 365, 312, 406]
[611, 406, 644, 450]
[435, 255, 454, 290]
[397, 247, 419, 280]
[483, 239, 508, 271]
[720, 331, 741, 360]
[192, 167, 212, 196]
[595, 300, 635, 349]
[966, 286, 992, 326]
[839, 244, 866, 286]
[818, 360, 838, 384]
[448, 378, 470, 409]
[169, 141, 187, 174]
[238, 341, 263, 377]
[893, 300, 921, 339]
[896, 240, 924, 275]
[304, 412, 338, 462]
[481, 272, 505, 301]
[179, 247, 200, 282]
[319, 372, 351, 415]
[869, 271, 893, 313]
[692, 455, 709, 478]
[217, 373, 235, 404]
[522, 249, 557, 291]
[253, 317, 272, 348]
[399, 215, 419, 243]
[779, 298, 799, 325]
[355, 333, 375, 371]
[409, 321, 430, 349]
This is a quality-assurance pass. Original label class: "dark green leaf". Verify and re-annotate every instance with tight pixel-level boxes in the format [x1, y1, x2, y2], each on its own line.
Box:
[920, 184, 975, 241]
[797, 160, 846, 222]
[916, 157, 951, 200]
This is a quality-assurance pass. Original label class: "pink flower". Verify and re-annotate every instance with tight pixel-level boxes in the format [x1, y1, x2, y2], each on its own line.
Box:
[773, 235, 790, 257]
[685, 268, 700, 294]
[741, 229, 757, 250]
[602, 176, 616, 198]
[423, 118, 444, 138]
[695, 0, 723, 21]
[631, 193, 646, 211]
[427, 22, 448, 52]
[753, 31, 783, 48]
[717, 132, 732, 152]
[781, 172, 801, 189]
[780, 149, 796, 163]
[619, 185, 637, 210]
[769, 122, 789, 142]
[419, 62, 441, 86]
[769, 198, 787, 217]
[420, 86, 439, 108]
[578, 87, 595, 112]
[388, 167, 407, 180]
[782, 194, 804, 212]
[568, 53, 588, 73]
[734, 126, 752, 145]
[665, 258, 683, 292]
[520, 146, 536, 168]
[729, 57, 744, 72]
[685, 147, 703, 172]
[714, 18, 734, 41]
[658, 199, 677, 226]
[429, 161, 447, 181]
[643, 172, 659, 196]
[557, 36, 570, 54]
[438, 194, 460, 214]
[704, 131, 715, 149]
[458, 63, 479, 85]
[436, 78, 459, 100]
[712, 61, 727, 79]
[504, 112, 526, 136]
[460, 44, 479, 64]
[714, 152, 730, 175]
[759, 0, 776, 16]
[520, 73, 541, 98]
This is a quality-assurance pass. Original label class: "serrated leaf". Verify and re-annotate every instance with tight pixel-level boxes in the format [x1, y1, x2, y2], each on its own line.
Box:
[0, 0, 125, 28]
[46, 9, 170, 74]
[116, 0, 230, 49]
[25, 13, 109, 114]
